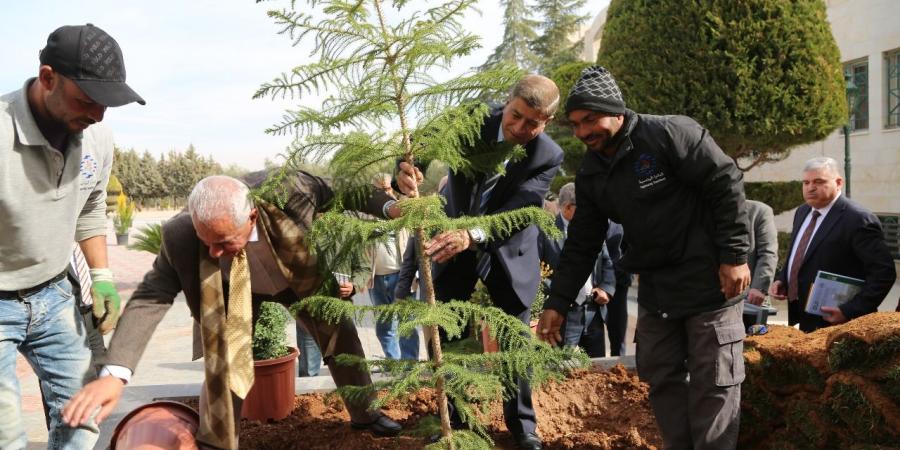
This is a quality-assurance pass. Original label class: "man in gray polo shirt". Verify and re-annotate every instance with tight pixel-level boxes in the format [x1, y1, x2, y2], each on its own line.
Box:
[0, 24, 144, 449]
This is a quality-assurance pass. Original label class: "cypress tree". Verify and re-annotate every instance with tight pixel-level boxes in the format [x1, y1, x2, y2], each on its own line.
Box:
[598, 0, 847, 170]
[480, 0, 541, 72]
[531, 0, 588, 74]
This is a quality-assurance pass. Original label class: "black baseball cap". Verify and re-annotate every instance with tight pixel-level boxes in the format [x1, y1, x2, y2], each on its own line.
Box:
[39, 24, 145, 107]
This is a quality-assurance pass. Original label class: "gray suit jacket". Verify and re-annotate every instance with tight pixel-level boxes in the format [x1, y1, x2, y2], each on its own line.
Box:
[745, 200, 777, 292]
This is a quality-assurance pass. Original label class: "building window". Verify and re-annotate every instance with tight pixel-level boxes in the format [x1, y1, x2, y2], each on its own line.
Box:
[844, 60, 869, 131]
[886, 49, 900, 129]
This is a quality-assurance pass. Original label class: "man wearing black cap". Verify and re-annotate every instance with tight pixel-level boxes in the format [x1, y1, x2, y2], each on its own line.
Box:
[0, 24, 144, 449]
[537, 66, 751, 450]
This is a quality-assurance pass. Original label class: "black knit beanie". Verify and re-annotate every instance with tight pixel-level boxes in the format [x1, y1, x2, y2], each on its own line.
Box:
[565, 66, 626, 115]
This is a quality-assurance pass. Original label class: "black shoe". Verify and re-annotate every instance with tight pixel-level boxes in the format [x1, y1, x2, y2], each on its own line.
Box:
[350, 413, 402, 437]
[515, 432, 542, 450]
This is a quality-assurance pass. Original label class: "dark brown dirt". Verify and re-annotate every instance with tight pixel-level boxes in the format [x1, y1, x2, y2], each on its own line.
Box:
[236, 365, 660, 449]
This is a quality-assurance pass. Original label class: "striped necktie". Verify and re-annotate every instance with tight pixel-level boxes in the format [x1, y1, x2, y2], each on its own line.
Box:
[227, 249, 255, 398]
[788, 210, 820, 302]
[477, 172, 502, 215]
[72, 244, 93, 306]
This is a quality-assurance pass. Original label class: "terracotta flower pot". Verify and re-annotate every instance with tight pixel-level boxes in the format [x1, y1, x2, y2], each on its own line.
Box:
[482, 321, 540, 353]
[241, 347, 300, 421]
[481, 322, 499, 353]
[110, 401, 200, 450]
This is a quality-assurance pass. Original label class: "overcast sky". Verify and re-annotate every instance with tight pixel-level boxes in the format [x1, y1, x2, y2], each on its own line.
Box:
[3, 1, 604, 170]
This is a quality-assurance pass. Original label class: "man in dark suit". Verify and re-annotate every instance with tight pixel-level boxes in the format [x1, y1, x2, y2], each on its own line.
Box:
[405, 74, 564, 450]
[603, 221, 631, 356]
[539, 182, 616, 358]
[769, 157, 895, 332]
[63, 173, 403, 449]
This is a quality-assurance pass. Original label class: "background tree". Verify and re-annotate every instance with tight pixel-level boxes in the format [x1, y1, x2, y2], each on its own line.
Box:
[111, 147, 141, 197]
[548, 61, 591, 176]
[480, 0, 540, 73]
[531, 0, 588, 75]
[597, 0, 847, 170]
[255, 0, 586, 447]
[221, 163, 250, 179]
[135, 150, 167, 201]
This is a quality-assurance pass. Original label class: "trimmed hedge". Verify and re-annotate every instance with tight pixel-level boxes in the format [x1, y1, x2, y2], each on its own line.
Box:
[744, 181, 803, 215]
[550, 175, 575, 197]
[598, 0, 846, 165]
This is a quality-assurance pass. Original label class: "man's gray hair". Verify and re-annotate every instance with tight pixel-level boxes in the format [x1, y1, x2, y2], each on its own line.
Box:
[558, 182, 576, 207]
[510, 74, 560, 117]
[188, 175, 253, 227]
[803, 157, 841, 177]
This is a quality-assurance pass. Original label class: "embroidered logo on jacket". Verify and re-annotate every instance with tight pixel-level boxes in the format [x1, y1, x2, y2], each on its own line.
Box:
[634, 153, 667, 189]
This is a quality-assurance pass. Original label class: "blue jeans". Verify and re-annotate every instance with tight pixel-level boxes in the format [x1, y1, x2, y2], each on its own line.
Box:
[295, 321, 322, 377]
[370, 273, 419, 360]
[0, 278, 98, 449]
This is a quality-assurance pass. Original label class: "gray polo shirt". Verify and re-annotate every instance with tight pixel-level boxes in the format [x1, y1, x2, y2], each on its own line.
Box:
[0, 80, 112, 290]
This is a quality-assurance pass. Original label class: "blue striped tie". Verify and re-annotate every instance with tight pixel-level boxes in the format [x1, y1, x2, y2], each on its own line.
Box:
[478, 172, 502, 215]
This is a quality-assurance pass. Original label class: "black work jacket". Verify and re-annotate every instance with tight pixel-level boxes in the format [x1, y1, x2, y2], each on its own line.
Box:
[547, 110, 750, 319]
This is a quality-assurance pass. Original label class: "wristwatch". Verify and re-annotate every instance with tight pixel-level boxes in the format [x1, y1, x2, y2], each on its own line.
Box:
[467, 227, 486, 244]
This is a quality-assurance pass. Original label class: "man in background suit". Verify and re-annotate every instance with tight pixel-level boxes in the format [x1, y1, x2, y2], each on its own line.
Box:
[64, 173, 402, 449]
[402, 74, 564, 450]
[769, 157, 895, 332]
[744, 200, 778, 306]
[539, 182, 616, 358]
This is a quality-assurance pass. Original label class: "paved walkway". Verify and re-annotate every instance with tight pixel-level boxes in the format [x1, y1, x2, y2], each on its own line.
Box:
[16, 212, 899, 448]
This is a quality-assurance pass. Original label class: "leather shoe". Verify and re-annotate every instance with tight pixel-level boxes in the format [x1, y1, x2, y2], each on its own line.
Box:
[515, 432, 542, 450]
[350, 413, 402, 437]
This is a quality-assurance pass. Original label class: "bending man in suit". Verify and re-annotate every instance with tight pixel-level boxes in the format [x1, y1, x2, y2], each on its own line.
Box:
[63, 173, 404, 449]
[402, 74, 564, 450]
[769, 157, 895, 332]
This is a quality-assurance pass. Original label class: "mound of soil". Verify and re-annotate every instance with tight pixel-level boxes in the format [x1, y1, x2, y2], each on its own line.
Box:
[238, 365, 661, 449]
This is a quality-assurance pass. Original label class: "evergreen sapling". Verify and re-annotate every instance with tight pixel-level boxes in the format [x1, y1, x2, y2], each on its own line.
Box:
[254, 1, 589, 447]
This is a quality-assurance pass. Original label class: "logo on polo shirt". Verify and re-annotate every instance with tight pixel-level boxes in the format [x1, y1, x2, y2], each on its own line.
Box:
[79, 154, 99, 192]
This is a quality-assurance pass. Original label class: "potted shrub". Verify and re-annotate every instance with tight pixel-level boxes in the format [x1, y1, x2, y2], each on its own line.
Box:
[242, 301, 299, 422]
[113, 192, 135, 245]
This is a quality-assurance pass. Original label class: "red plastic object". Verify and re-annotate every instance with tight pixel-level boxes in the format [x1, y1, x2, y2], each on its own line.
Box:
[110, 401, 200, 450]
[241, 347, 299, 421]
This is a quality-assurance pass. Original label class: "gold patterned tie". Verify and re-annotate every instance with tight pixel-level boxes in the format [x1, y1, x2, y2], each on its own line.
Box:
[227, 249, 255, 398]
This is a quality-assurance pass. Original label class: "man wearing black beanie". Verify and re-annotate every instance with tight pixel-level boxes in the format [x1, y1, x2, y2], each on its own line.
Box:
[537, 66, 751, 450]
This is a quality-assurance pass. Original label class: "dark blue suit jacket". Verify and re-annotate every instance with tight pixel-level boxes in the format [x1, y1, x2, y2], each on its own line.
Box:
[433, 107, 563, 314]
[776, 195, 896, 331]
[538, 214, 616, 298]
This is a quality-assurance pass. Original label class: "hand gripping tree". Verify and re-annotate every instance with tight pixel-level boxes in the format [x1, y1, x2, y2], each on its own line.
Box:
[253, 1, 588, 448]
